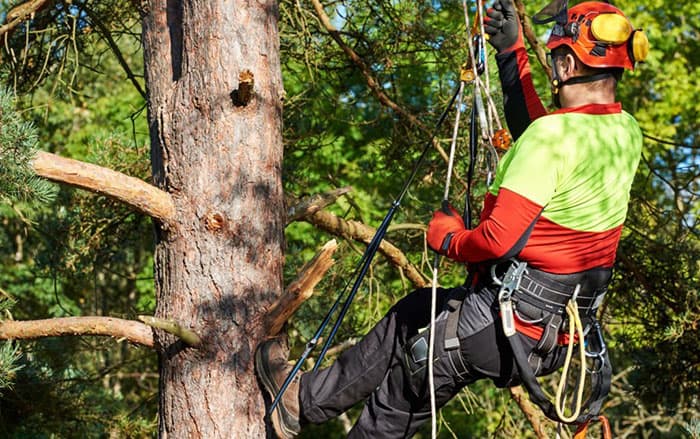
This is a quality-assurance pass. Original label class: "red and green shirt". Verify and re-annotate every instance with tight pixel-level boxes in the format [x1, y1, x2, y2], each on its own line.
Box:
[447, 48, 642, 274]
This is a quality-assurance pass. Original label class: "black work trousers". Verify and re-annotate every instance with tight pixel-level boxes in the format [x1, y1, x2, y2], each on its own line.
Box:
[298, 283, 566, 438]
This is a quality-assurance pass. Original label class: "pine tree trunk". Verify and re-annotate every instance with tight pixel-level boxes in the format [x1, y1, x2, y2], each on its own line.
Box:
[142, 1, 284, 437]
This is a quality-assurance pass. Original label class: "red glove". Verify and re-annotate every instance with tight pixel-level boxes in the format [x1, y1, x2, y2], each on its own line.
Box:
[427, 205, 466, 256]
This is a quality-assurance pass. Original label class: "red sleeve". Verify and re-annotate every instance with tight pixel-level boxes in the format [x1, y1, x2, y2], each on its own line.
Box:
[446, 188, 543, 263]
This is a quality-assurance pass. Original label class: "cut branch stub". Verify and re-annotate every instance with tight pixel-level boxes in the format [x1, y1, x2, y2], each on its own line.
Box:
[265, 239, 338, 335]
[137, 315, 202, 347]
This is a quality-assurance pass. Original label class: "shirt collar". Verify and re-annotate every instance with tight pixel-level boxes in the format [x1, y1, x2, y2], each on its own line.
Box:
[551, 102, 622, 115]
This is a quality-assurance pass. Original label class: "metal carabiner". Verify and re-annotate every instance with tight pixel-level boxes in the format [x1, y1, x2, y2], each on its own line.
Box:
[585, 320, 608, 373]
[492, 260, 528, 337]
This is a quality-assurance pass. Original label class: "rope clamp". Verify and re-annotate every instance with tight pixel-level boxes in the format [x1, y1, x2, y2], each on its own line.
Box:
[493, 261, 528, 337]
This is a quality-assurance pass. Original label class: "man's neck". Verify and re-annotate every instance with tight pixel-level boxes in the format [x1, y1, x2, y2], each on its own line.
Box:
[560, 83, 616, 108]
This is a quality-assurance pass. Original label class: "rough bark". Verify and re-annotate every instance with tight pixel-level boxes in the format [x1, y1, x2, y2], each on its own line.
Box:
[509, 386, 547, 439]
[0, 317, 154, 347]
[142, 1, 284, 437]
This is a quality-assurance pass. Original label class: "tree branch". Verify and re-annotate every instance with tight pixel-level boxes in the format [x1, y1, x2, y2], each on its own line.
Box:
[286, 186, 353, 223]
[31, 150, 176, 227]
[0, 316, 154, 347]
[264, 240, 338, 335]
[508, 386, 547, 439]
[83, 5, 147, 99]
[0, 0, 52, 39]
[513, 0, 552, 80]
[309, 0, 457, 176]
[306, 209, 429, 288]
[137, 315, 201, 347]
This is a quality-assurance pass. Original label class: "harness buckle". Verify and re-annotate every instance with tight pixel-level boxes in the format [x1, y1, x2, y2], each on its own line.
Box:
[493, 261, 528, 337]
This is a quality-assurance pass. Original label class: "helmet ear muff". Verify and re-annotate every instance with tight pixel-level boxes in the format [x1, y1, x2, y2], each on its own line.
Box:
[629, 29, 650, 64]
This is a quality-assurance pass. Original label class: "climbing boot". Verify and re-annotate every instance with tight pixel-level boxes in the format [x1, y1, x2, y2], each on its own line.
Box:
[255, 338, 301, 439]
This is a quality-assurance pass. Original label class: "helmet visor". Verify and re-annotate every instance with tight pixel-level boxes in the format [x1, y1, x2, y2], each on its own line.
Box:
[532, 0, 568, 25]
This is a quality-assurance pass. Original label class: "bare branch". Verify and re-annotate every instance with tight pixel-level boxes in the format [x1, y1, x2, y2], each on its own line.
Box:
[286, 186, 353, 223]
[83, 5, 147, 99]
[0, 316, 154, 347]
[265, 240, 338, 335]
[31, 151, 176, 227]
[508, 386, 548, 439]
[513, 0, 552, 80]
[308, 0, 456, 175]
[306, 209, 430, 288]
[137, 315, 201, 347]
[0, 0, 52, 39]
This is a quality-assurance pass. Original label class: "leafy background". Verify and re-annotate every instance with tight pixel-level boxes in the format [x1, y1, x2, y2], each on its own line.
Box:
[0, 0, 697, 437]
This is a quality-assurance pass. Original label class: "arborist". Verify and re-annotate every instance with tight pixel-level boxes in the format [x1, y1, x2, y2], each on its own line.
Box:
[256, 0, 647, 437]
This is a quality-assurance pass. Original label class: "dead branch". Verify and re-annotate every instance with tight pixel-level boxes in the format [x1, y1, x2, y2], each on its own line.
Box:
[265, 240, 338, 335]
[31, 150, 176, 227]
[513, 0, 552, 80]
[286, 187, 352, 223]
[0, 316, 154, 347]
[306, 209, 429, 288]
[137, 315, 201, 347]
[509, 386, 548, 439]
[0, 0, 52, 39]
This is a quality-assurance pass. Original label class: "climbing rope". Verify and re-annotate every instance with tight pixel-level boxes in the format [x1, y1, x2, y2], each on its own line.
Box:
[427, 2, 511, 436]
[555, 285, 588, 423]
[428, 79, 466, 439]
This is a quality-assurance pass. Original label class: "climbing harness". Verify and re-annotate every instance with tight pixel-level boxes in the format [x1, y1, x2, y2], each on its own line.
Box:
[268, 83, 463, 415]
[492, 259, 613, 426]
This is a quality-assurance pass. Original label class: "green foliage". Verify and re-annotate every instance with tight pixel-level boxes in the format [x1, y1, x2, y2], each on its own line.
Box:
[0, 0, 697, 436]
[0, 89, 57, 203]
[0, 342, 24, 396]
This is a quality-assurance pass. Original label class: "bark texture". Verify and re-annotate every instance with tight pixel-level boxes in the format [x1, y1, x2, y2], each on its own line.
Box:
[142, 1, 284, 437]
[0, 316, 154, 347]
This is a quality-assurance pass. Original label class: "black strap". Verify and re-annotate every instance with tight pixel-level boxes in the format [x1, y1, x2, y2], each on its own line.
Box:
[506, 326, 612, 425]
[444, 286, 468, 351]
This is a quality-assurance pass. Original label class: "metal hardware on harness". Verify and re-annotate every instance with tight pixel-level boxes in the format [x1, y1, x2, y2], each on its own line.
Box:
[585, 320, 608, 373]
[493, 261, 528, 337]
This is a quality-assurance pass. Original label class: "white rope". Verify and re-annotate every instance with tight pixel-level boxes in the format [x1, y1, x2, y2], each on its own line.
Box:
[429, 80, 465, 439]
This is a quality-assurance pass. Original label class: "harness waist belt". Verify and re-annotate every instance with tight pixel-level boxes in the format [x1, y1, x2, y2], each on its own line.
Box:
[515, 268, 610, 316]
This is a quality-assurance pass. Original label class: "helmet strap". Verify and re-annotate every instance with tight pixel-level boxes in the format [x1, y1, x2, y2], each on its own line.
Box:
[551, 72, 615, 108]
[559, 72, 616, 86]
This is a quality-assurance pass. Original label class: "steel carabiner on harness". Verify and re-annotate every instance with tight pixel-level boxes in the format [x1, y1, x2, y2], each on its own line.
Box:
[492, 260, 528, 337]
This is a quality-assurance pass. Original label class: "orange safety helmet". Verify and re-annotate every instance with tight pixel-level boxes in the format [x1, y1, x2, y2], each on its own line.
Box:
[536, 1, 649, 70]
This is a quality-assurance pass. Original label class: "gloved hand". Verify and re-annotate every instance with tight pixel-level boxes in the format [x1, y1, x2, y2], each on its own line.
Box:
[484, 0, 523, 53]
[427, 205, 466, 256]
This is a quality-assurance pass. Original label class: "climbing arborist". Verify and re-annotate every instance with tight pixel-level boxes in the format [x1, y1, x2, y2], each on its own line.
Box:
[255, 0, 646, 437]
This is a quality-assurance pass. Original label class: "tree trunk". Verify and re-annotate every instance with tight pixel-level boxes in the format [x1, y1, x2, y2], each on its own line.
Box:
[142, 1, 284, 437]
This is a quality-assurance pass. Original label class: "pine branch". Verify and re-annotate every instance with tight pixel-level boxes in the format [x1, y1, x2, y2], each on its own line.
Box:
[31, 150, 176, 227]
[0, 0, 53, 39]
[308, 0, 469, 191]
[0, 342, 23, 395]
[305, 209, 430, 288]
[0, 316, 155, 348]
[0, 90, 57, 203]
